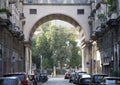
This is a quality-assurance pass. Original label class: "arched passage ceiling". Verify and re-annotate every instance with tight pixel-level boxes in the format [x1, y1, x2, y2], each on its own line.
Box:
[29, 14, 85, 46]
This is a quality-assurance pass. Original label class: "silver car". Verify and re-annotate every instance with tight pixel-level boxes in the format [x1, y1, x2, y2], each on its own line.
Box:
[100, 77, 120, 85]
[0, 77, 22, 85]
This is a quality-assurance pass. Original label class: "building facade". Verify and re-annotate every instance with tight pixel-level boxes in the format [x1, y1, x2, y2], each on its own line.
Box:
[91, 0, 120, 76]
[0, 0, 25, 76]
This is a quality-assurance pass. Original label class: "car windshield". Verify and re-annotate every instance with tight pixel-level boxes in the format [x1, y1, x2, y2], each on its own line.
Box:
[0, 79, 16, 85]
[94, 75, 106, 82]
[13, 75, 24, 81]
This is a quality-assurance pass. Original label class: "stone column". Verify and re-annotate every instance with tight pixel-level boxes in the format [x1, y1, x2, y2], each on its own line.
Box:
[81, 47, 85, 71]
[24, 41, 32, 74]
[81, 41, 92, 74]
[85, 41, 92, 75]
[81, 44, 88, 72]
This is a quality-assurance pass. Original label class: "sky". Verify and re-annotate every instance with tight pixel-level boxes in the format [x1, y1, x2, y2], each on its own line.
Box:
[34, 20, 74, 35]
[51, 20, 74, 28]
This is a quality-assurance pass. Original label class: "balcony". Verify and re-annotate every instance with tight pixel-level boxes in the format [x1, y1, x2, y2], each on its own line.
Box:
[10, 25, 24, 40]
[0, 8, 12, 26]
[106, 19, 118, 28]
[20, 13, 25, 20]
[9, 0, 16, 4]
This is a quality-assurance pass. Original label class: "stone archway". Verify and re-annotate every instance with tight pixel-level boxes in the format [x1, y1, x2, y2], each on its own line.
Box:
[29, 14, 84, 42]
[24, 13, 90, 74]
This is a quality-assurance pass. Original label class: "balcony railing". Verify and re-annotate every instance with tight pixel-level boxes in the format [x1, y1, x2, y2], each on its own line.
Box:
[0, 12, 8, 20]
[0, 14, 12, 26]
[24, 0, 90, 4]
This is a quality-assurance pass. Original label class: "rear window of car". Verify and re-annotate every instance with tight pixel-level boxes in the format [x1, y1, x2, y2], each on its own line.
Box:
[106, 79, 120, 84]
[0, 79, 16, 85]
[106, 80, 116, 84]
[81, 78, 91, 83]
[40, 73, 47, 76]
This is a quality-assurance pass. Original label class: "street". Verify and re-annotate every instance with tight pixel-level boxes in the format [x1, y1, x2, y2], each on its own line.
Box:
[38, 77, 75, 85]
[1, 0, 120, 84]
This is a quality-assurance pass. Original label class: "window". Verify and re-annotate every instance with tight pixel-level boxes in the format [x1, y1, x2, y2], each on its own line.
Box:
[43, 0, 48, 3]
[28, 0, 33, 3]
[29, 9, 37, 14]
[77, 9, 84, 14]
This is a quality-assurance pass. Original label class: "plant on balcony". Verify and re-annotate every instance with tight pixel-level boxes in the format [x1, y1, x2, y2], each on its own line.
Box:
[107, 0, 117, 16]
[0, 8, 12, 16]
[96, 3, 101, 9]
[97, 13, 106, 19]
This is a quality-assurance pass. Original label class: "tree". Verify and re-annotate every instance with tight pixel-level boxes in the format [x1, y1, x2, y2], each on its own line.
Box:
[67, 40, 82, 68]
[32, 21, 82, 70]
[32, 37, 40, 68]
[49, 26, 72, 69]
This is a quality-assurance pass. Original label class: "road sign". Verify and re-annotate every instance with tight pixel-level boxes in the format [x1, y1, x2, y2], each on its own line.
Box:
[86, 61, 90, 68]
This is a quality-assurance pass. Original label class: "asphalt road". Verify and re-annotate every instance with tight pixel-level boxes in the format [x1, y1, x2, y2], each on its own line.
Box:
[38, 78, 75, 85]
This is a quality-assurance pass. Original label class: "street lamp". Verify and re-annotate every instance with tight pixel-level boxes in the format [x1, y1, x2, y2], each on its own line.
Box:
[40, 55, 42, 73]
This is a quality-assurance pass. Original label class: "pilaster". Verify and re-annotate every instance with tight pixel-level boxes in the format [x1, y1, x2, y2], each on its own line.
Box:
[24, 41, 32, 74]
[81, 41, 92, 74]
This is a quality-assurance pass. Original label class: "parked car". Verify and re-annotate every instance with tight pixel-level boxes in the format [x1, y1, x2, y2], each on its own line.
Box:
[78, 74, 91, 85]
[0, 77, 22, 85]
[39, 73, 48, 82]
[28, 74, 38, 85]
[4, 72, 33, 85]
[35, 73, 40, 82]
[69, 72, 75, 83]
[64, 72, 70, 79]
[91, 74, 108, 85]
[100, 77, 120, 85]
[73, 71, 87, 84]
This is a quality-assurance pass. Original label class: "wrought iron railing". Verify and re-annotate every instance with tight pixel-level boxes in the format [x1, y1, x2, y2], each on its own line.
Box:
[24, 0, 90, 4]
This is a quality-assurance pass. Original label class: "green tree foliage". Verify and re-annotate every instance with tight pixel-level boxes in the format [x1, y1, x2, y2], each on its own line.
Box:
[32, 21, 82, 70]
[67, 40, 82, 68]
[32, 37, 40, 68]
[107, 0, 117, 15]
[49, 27, 72, 69]
[36, 22, 53, 68]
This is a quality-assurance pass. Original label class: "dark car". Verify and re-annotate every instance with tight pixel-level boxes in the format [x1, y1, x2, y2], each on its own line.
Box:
[39, 73, 48, 82]
[73, 71, 87, 84]
[100, 77, 120, 85]
[0, 77, 22, 85]
[69, 72, 75, 82]
[28, 74, 38, 85]
[91, 74, 108, 85]
[4, 72, 33, 85]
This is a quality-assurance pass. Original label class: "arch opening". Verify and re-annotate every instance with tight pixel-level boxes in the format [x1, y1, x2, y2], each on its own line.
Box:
[29, 14, 85, 43]
[32, 19, 83, 73]
[30, 14, 87, 73]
